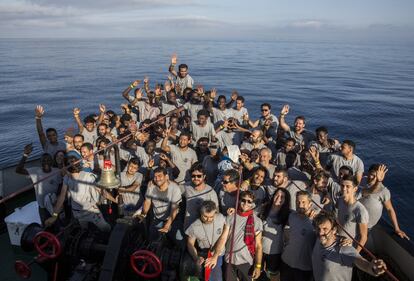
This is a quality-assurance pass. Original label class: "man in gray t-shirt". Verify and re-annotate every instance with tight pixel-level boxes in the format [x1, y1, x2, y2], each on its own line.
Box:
[138, 167, 183, 243]
[312, 213, 387, 281]
[186, 201, 228, 281]
[119, 158, 144, 215]
[183, 163, 219, 230]
[326, 140, 364, 184]
[281, 191, 316, 281]
[161, 131, 198, 184]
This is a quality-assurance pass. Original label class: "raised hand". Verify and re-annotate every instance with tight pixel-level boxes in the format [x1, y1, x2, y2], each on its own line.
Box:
[160, 153, 169, 161]
[309, 146, 320, 162]
[35, 105, 44, 119]
[171, 53, 177, 65]
[99, 104, 106, 114]
[231, 90, 238, 101]
[131, 79, 141, 87]
[280, 104, 290, 115]
[210, 88, 217, 99]
[376, 164, 388, 182]
[164, 80, 172, 92]
[242, 113, 249, 122]
[135, 88, 143, 100]
[148, 158, 155, 169]
[143, 76, 149, 84]
[23, 143, 33, 155]
[73, 108, 81, 117]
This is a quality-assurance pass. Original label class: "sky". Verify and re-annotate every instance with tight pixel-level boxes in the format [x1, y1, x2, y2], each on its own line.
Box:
[0, 0, 414, 41]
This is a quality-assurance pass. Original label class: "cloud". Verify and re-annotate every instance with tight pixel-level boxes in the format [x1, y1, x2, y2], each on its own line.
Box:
[290, 20, 325, 29]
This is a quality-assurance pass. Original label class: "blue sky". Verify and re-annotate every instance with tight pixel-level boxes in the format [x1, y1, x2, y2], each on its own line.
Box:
[0, 0, 413, 40]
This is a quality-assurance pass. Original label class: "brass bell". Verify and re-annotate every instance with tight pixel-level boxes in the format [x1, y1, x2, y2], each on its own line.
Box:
[96, 146, 121, 189]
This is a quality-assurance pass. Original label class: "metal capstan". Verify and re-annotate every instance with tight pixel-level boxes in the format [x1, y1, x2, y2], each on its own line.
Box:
[96, 145, 121, 190]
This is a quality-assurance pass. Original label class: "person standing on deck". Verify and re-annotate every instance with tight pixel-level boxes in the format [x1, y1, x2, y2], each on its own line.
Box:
[73, 104, 106, 145]
[16, 144, 61, 224]
[359, 164, 409, 239]
[135, 167, 183, 246]
[312, 213, 387, 281]
[186, 201, 228, 281]
[169, 53, 194, 96]
[34, 105, 66, 156]
[280, 191, 317, 281]
[279, 104, 315, 152]
[161, 130, 198, 184]
[224, 191, 263, 281]
[337, 174, 369, 252]
[326, 139, 364, 184]
[183, 163, 219, 230]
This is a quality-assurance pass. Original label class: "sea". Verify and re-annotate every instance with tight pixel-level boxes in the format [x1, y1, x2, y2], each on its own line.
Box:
[0, 38, 413, 237]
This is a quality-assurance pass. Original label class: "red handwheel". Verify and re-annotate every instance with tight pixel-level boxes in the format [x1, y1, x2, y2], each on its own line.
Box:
[14, 260, 31, 279]
[33, 231, 62, 259]
[130, 250, 162, 279]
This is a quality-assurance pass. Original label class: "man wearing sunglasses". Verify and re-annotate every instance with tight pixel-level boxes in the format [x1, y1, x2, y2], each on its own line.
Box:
[312, 213, 387, 281]
[218, 169, 240, 216]
[224, 190, 263, 281]
[183, 163, 219, 230]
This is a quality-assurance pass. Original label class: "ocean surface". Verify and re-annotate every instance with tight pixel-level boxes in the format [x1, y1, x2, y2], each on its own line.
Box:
[0, 39, 413, 237]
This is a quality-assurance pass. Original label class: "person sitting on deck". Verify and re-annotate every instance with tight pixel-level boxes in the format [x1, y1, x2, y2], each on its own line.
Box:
[16, 144, 62, 224]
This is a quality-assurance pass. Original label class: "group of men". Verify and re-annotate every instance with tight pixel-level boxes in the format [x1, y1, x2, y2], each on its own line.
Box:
[16, 54, 409, 281]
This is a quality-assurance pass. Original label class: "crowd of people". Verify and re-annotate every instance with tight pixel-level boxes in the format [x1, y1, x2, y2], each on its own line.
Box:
[15, 54, 409, 281]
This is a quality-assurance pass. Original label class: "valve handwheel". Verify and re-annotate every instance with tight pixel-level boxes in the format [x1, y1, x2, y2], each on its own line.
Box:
[130, 250, 162, 279]
[14, 260, 31, 279]
[33, 231, 62, 259]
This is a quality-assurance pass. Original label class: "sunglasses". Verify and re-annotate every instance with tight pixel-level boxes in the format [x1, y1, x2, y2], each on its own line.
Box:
[240, 198, 253, 204]
[192, 174, 203, 178]
[222, 180, 232, 184]
[261, 109, 269, 112]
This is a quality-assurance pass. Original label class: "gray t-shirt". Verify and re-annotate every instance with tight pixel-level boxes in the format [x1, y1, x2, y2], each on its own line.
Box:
[216, 130, 243, 149]
[327, 153, 364, 181]
[359, 184, 391, 228]
[218, 189, 237, 215]
[312, 239, 360, 281]
[135, 146, 160, 168]
[64, 171, 101, 213]
[286, 180, 308, 211]
[262, 213, 284, 255]
[225, 213, 263, 265]
[169, 145, 198, 184]
[212, 107, 233, 126]
[26, 167, 61, 208]
[82, 129, 98, 146]
[275, 149, 300, 169]
[183, 102, 204, 121]
[337, 198, 369, 238]
[145, 181, 182, 221]
[259, 114, 279, 140]
[240, 141, 266, 152]
[43, 141, 66, 158]
[282, 212, 316, 271]
[231, 107, 248, 124]
[184, 184, 219, 229]
[202, 156, 220, 187]
[120, 171, 143, 209]
[185, 213, 226, 255]
[288, 129, 315, 150]
[191, 121, 216, 143]
[176, 74, 194, 95]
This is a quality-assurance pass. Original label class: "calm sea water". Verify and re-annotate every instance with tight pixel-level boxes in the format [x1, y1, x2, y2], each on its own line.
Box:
[0, 39, 413, 236]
